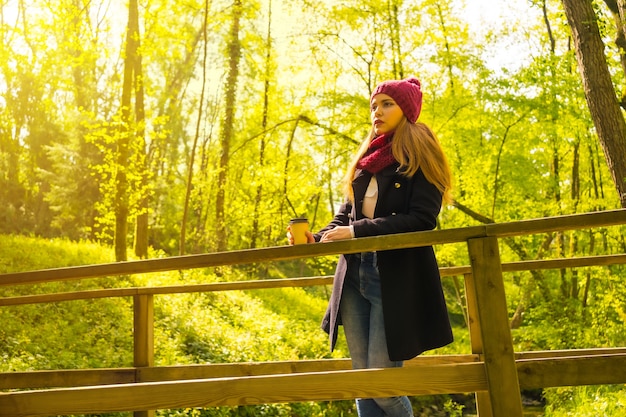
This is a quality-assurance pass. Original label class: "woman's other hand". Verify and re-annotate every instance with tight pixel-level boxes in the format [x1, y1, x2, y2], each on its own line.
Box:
[320, 226, 352, 242]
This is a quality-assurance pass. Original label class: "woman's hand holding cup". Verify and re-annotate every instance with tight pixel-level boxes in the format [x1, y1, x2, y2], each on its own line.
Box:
[287, 218, 314, 245]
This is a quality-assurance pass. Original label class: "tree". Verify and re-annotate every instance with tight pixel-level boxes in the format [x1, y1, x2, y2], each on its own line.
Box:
[116, 0, 144, 261]
[180, 0, 210, 256]
[250, 0, 274, 250]
[561, 0, 626, 207]
[215, 0, 243, 252]
[132, 7, 148, 260]
[141, 1, 206, 255]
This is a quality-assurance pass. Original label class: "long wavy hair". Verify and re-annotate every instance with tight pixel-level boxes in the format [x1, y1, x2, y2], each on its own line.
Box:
[343, 118, 452, 204]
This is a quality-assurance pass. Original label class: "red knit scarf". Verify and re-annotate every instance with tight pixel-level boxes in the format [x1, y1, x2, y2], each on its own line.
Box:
[356, 132, 396, 174]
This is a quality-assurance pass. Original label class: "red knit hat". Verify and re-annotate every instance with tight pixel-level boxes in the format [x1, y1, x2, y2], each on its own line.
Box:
[370, 77, 423, 124]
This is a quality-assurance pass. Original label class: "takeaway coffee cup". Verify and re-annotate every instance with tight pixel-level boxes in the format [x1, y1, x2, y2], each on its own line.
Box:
[289, 218, 309, 245]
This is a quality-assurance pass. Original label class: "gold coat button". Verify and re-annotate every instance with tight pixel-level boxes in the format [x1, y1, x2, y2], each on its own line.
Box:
[394, 182, 401, 188]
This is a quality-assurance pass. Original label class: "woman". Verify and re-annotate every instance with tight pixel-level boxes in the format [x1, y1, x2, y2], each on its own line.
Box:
[290, 77, 453, 416]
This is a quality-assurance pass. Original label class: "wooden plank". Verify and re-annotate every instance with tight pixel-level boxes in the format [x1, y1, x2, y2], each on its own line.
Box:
[518, 354, 626, 389]
[5, 349, 624, 391]
[467, 237, 523, 417]
[5, 250, 626, 307]
[515, 347, 626, 360]
[463, 272, 494, 417]
[0, 355, 480, 389]
[0, 226, 485, 287]
[0, 368, 136, 390]
[0, 277, 335, 306]
[133, 295, 156, 417]
[0, 355, 481, 390]
[0, 363, 488, 417]
[474, 391, 493, 417]
[137, 354, 482, 382]
[463, 273, 483, 358]
[4, 251, 626, 308]
[2, 209, 625, 288]
[440, 265, 473, 276]
[500, 254, 626, 273]
[3, 353, 625, 416]
[0, 288, 139, 306]
[485, 209, 626, 237]
[134, 295, 154, 368]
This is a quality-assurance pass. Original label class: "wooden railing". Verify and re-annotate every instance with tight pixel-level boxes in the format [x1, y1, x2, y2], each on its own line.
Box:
[1, 209, 626, 417]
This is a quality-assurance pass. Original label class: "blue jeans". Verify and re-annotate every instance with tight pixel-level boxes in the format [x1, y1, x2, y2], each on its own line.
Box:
[340, 252, 413, 417]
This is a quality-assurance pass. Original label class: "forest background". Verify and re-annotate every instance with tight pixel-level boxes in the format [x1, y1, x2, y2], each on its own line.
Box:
[2, 0, 626, 416]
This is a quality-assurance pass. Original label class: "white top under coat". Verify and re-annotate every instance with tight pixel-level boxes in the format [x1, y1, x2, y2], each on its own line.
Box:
[362, 175, 378, 219]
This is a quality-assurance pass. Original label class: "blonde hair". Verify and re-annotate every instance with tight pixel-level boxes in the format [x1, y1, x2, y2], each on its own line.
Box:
[343, 118, 452, 204]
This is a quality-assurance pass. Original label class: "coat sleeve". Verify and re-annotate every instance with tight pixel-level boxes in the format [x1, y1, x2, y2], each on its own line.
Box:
[352, 168, 442, 238]
[312, 201, 352, 242]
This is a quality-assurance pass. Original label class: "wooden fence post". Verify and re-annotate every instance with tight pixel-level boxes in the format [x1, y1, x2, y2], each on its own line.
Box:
[467, 237, 523, 417]
[134, 294, 155, 417]
[463, 272, 493, 417]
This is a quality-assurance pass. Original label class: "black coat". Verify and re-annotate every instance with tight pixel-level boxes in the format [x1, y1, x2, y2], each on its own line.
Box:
[317, 164, 453, 361]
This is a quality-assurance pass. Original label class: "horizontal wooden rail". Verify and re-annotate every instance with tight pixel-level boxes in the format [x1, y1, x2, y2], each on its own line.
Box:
[2, 350, 626, 417]
[0, 276, 334, 306]
[2, 253, 625, 307]
[483, 209, 626, 237]
[1, 209, 625, 287]
[500, 253, 626, 272]
[1, 363, 489, 417]
[3, 348, 625, 390]
[517, 353, 626, 388]
[1, 355, 479, 391]
[0, 227, 485, 287]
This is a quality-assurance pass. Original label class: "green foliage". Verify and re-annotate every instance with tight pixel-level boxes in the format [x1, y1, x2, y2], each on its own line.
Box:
[0, 234, 114, 272]
[159, 401, 356, 417]
[1, 0, 623, 254]
[0, 297, 134, 371]
[512, 264, 626, 351]
[543, 385, 626, 417]
[0, 236, 132, 372]
[153, 288, 333, 364]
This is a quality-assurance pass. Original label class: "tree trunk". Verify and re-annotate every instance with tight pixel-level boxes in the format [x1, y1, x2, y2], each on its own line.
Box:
[69, 0, 100, 241]
[602, 0, 626, 105]
[251, 0, 272, 250]
[215, 0, 243, 252]
[180, 0, 210, 256]
[283, 119, 300, 218]
[116, 0, 140, 262]
[387, 0, 403, 79]
[132, 2, 148, 260]
[561, 0, 626, 207]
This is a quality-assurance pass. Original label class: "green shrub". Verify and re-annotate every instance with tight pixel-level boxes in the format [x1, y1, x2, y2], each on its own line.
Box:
[543, 385, 626, 417]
